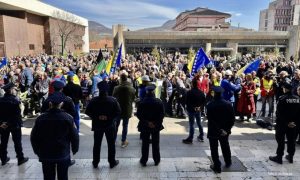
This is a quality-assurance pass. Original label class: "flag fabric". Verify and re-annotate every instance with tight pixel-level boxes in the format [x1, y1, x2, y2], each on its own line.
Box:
[96, 49, 103, 63]
[97, 60, 107, 73]
[244, 59, 261, 74]
[105, 53, 115, 75]
[0, 57, 7, 69]
[236, 64, 248, 76]
[191, 48, 210, 76]
[187, 55, 195, 73]
[115, 44, 122, 68]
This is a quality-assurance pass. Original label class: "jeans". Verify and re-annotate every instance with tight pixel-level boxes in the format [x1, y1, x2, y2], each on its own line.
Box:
[187, 111, 204, 139]
[42, 160, 69, 180]
[74, 103, 80, 132]
[261, 96, 274, 117]
[115, 118, 129, 142]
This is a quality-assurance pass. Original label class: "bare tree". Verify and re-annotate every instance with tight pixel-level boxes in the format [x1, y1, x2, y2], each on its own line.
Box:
[51, 10, 83, 55]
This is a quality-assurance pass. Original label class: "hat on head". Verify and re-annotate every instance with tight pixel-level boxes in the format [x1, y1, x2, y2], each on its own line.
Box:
[52, 80, 65, 90]
[141, 75, 150, 82]
[225, 70, 233, 76]
[49, 93, 64, 105]
[146, 83, 156, 92]
[212, 86, 224, 93]
[67, 71, 75, 77]
[97, 81, 109, 92]
[2, 82, 15, 92]
[282, 80, 292, 90]
[101, 73, 108, 80]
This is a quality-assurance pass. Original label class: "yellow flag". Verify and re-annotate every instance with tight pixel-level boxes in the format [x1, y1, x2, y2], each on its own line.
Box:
[236, 63, 249, 76]
[105, 53, 115, 74]
[187, 56, 195, 73]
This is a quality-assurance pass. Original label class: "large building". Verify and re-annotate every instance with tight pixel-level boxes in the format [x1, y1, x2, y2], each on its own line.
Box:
[259, 0, 300, 31]
[0, 0, 89, 57]
[173, 7, 231, 31]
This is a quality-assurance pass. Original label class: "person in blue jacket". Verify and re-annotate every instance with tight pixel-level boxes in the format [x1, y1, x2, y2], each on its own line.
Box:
[221, 70, 241, 105]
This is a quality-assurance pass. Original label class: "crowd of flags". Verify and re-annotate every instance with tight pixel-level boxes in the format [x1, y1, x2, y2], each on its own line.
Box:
[94, 43, 123, 76]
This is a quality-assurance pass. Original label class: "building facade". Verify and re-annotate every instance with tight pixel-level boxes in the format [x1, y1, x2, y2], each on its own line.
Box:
[173, 7, 231, 31]
[0, 0, 89, 57]
[259, 0, 300, 31]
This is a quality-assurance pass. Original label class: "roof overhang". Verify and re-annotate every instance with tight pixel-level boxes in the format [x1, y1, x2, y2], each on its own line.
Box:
[0, 0, 88, 26]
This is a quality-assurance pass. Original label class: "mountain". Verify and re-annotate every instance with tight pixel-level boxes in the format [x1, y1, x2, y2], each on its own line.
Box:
[137, 19, 176, 32]
[89, 21, 112, 35]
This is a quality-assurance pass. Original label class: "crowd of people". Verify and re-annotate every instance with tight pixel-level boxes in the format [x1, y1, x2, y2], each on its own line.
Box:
[0, 50, 300, 178]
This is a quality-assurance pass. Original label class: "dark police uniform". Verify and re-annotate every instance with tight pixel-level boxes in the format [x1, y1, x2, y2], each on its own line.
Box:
[41, 81, 76, 119]
[31, 100, 79, 180]
[85, 81, 121, 168]
[0, 83, 28, 166]
[206, 86, 235, 173]
[137, 84, 165, 166]
[269, 82, 300, 164]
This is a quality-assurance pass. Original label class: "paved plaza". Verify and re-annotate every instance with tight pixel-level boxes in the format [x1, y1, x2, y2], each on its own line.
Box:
[1, 111, 300, 180]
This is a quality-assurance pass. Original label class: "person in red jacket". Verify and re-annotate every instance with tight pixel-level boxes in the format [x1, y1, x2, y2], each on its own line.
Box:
[195, 71, 210, 95]
[237, 74, 256, 121]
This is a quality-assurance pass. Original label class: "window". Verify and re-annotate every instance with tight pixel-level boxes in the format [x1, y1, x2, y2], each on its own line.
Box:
[265, 21, 268, 27]
[29, 44, 35, 50]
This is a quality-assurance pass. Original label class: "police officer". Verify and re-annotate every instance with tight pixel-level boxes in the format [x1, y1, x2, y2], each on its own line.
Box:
[137, 84, 165, 166]
[41, 81, 76, 119]
[31, 94, 79, 180]
[85, 81, 121, 169]
[206, 86, 235, 173]
[41, 80, 77, 166]
[0, 83, 29, 166]
[269, 81, 300, 164]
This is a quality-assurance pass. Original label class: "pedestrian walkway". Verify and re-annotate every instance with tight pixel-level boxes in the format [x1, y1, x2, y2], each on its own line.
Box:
[1, 114, 300, 179]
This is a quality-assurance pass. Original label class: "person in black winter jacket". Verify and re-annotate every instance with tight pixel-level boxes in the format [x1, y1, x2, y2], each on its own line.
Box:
[206, 86, 235, 173]
[137, 84, 164, 166]
[85, 81, 121, 169]
[0, 83, 29, 166]
[31, 93, 79, 180]
[183, 79, 206, 144]
[269, 81, 300, 164]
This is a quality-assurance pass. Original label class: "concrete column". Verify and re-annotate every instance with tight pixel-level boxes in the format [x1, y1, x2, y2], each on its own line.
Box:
[287, 26, 300, 61]
[112, 24, 126, 56]
[227, 42, 238, 58]
[205, 43, 211, 54]
[82, 26, 89, 53]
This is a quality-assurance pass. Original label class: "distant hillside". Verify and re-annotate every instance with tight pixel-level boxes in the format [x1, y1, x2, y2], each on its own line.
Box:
[89, 21, 112, 34]
[137, 19, 176, 32]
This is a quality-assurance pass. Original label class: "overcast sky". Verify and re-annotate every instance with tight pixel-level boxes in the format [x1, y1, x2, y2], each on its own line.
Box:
[43, 0, 271, 30]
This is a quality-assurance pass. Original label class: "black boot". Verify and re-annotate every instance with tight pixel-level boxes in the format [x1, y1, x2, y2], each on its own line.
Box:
[285, 155, 293, 163]
[269, 156, 282, 164]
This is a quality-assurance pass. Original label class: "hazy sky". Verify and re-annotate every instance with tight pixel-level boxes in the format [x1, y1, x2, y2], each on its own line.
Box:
[43, 0, 271, 30]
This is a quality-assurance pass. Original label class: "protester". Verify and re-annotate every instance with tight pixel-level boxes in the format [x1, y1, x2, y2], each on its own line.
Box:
[182, 79, 206, 144]
[113, 71, 135, 148]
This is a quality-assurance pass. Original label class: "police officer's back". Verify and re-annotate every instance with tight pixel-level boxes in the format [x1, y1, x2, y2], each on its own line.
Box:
[137, 84, 165, 166]
[269, 81, 300, 164]
[206, 86, 235, 173]
[0, 83, 28, 166]
[85, 81, 121, 169]
[31, 95, 79, 180]
[41, 80, 76, 119]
